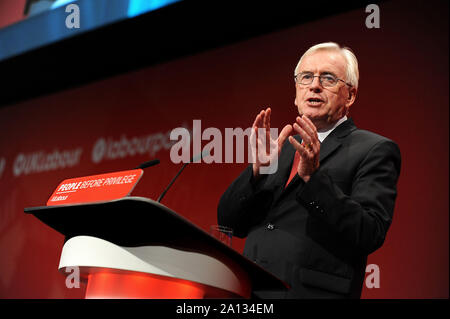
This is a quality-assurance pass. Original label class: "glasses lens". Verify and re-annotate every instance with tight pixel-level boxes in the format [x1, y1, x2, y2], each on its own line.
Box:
[320, 74, 338, 87]
[296, 73, 340, 87]
[298, 72, 313, 84]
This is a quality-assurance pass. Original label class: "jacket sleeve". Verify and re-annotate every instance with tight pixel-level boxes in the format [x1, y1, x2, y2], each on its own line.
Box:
[296, 139, 401, 255]
[217, 165, 275, 238]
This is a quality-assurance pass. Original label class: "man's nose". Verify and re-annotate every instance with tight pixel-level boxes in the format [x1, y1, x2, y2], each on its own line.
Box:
[309, 76, 323, 92]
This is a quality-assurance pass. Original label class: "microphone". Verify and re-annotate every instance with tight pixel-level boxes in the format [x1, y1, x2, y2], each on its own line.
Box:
[134, 159, 160, 169]
[157, 149, 210, 203]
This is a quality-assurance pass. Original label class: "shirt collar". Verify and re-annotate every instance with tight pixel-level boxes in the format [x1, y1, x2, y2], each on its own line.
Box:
[317, 116, 348, 143]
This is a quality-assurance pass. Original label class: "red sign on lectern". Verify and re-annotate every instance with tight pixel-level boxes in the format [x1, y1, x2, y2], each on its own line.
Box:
[47, 169, 143, 206]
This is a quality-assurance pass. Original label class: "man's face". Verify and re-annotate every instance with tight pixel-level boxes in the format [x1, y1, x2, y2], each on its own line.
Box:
[294, 50, 356, 131]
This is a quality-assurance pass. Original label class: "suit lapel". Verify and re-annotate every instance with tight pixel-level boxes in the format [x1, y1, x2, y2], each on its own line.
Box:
[275, 118, 357, 200]
[319, 117, 357, 163]
[318, 135, 342, 163]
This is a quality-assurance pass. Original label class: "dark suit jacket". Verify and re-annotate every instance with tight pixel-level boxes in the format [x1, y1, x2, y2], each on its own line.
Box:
[217, 118, 401, 298]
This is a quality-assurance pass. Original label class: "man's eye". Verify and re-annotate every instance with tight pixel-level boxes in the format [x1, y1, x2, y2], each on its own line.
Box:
[302, 74, 313, 80]
[322, 75, 336, 83]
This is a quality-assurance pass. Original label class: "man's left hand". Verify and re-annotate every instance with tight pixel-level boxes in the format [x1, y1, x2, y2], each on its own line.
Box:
[288, 115, 320, 182]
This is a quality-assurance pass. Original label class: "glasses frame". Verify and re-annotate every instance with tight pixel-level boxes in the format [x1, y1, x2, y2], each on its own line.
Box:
[295, 72, 353, 88]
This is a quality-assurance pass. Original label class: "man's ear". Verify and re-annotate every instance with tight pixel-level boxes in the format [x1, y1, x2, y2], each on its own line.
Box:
[346, 87, 357, 107]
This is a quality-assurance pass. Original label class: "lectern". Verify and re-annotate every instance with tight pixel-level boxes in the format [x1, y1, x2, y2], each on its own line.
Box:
[25, 197, 288, 298]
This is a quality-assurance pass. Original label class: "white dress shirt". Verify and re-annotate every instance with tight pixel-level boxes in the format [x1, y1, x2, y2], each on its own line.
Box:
[317, 116, 348, 143]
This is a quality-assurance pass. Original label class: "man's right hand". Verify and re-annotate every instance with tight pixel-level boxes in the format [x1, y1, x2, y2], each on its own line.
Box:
[251, 107, 292, 179]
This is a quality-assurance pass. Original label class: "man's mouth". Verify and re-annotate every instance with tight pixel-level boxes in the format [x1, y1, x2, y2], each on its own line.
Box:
[306, 98, 324, 105]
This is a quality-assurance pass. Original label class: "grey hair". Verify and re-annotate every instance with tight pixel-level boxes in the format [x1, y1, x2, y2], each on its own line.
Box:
[294, 42, 359, 89]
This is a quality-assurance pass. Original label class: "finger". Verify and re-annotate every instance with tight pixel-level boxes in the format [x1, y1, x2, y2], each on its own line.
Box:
[297, 117, 320, 154]
[250, 126, 258, 146]
[257, 129, 271, 163]
[289, 136, 309, 158]
[278, 124, 293, 147]
[299, 116, 320, 150]
[301, 115, 318, 136]
[253, 110, 266, 130]
[297, 142, 310, 160]
[262, 108, 272, 150]
[250, 126, 259, 163]
[264, 107, 271, 130]
[288, 135, 301, 151]
[296, 116, 317, 143]
[252, 112, 261, 129]
[301, 116, 320, 155]
[293, 122, 312, 146]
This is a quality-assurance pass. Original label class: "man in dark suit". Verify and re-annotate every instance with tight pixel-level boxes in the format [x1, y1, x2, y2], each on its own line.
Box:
[217, 42, 401, 298]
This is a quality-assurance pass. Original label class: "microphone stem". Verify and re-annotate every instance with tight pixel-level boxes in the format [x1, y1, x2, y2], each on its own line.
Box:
[157, 162, 189, 203]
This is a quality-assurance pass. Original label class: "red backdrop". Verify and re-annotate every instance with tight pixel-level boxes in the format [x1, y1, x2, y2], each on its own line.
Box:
[0, 0, 448, 298]
[0, 0, 26, 29]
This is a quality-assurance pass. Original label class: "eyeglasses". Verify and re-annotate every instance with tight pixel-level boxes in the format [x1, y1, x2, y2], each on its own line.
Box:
[295, 72, 352, 88]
